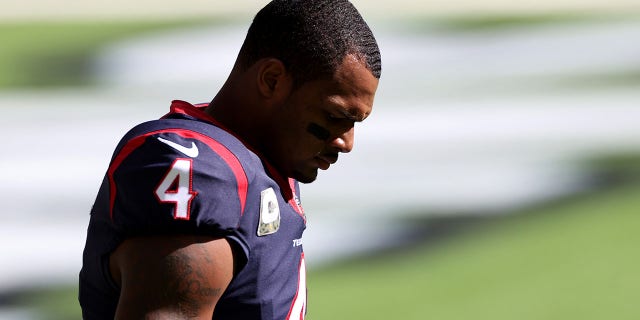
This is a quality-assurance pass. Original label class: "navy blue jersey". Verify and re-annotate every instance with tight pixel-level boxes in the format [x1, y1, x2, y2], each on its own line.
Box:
[80, 100, 307, 320]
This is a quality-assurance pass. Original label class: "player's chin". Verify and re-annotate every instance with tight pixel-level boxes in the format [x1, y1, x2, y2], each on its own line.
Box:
[293, 168, 318, 184]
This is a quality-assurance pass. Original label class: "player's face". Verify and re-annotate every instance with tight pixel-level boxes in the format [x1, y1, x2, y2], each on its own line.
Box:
[270, 54, 379, 183]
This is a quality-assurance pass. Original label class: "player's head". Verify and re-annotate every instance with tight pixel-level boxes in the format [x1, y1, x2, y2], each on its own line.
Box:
[231, 0, 381, 184]
[237, 0, 381, 87]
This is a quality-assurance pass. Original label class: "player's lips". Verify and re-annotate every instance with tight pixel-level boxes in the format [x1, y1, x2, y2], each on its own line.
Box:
[315, 155, 337, 170]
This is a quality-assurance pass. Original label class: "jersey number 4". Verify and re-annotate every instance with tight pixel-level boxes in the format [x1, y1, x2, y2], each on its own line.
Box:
[287, 253, 307, 320]
[155, 158, 198, 220]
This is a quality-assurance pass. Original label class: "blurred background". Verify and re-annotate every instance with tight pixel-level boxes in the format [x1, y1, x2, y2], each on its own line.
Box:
[1, 0, 639, 319]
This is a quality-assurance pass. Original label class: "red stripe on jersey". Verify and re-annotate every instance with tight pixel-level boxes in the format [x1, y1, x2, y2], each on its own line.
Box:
[288, 178, 305, 220]
[108, 129, 249, 220]
[108, 135, 148, 221]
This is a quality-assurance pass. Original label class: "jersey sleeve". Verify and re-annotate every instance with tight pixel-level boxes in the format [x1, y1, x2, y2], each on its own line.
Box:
[107, 129, 249, 238]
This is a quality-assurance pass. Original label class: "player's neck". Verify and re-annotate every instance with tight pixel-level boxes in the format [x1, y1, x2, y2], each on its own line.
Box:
[207, 80, 266, 151]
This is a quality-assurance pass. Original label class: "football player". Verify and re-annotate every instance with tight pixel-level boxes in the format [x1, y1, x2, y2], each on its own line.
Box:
[79, 0, 381, 319]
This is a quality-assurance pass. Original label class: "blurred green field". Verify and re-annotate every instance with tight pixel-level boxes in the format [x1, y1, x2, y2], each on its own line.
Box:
[307, 182, 640, 320]
[0, 20, 218, 89]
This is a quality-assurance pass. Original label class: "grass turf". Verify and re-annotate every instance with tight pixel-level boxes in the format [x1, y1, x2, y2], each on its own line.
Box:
[306, 183, 640, 320]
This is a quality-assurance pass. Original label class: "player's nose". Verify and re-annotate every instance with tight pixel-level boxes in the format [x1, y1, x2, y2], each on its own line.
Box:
[329, 127, 354, 153]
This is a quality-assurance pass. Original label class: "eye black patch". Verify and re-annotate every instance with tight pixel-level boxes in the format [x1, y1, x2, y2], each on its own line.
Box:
[307, 123, 330, 141]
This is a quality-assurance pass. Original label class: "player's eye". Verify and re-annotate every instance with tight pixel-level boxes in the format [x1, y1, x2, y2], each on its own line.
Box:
[326, 112, 345, 122]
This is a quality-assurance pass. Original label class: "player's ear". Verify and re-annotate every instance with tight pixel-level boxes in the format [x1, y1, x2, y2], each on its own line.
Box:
[256, 58, 292, 101]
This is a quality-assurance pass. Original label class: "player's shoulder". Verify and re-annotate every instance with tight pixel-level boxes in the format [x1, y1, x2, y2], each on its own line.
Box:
[113, 117, 259, 177]
[107, 118, 259, 235]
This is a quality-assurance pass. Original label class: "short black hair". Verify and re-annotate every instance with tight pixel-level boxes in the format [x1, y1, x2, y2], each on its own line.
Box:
[238, 0, 381, 85]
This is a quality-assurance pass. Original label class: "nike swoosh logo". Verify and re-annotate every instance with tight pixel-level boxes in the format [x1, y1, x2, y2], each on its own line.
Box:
[157, 137, 199, 158]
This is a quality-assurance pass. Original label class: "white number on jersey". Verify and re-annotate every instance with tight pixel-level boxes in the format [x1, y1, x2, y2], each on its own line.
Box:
[287, 253, 307, 320]
[154, 158, 197, 220]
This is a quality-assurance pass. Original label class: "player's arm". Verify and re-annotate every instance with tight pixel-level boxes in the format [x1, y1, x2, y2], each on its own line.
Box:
[109, 234, 235, 319]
